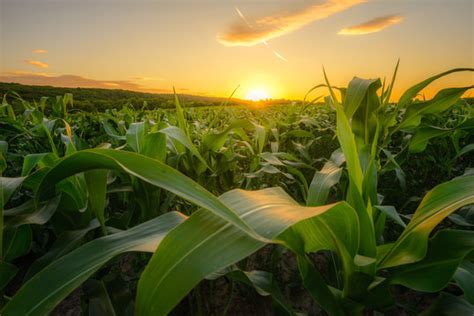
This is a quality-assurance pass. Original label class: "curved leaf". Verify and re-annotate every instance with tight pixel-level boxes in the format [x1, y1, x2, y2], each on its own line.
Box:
[389, 230, 474, 292]
[136, 187, 357, 315]
[35, 149, 261, 240]
[307, 149, 344, 206]
[1, 211, 186, 316]
[377, 176, 474, 269]
[397, 68, 474, 111]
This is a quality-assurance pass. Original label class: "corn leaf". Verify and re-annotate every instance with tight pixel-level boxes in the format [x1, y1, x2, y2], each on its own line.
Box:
[389, 230, 474, 292]
[1, 211, 186, 316]
[136, 187, 357, 315]
[377, 176, 474, 269]
[35, 149, 261, 241]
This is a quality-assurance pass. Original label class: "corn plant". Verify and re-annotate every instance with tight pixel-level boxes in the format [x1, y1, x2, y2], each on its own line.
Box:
[0, 67, 473, 315]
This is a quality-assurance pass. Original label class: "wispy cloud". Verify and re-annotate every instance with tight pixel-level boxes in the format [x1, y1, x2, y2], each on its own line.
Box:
[218, 0, 365, 47]
[0, 72, 173, 94]
[33, 49, 47, 54]
[25, 60, 49, 68]
[338, 14, 403, 35]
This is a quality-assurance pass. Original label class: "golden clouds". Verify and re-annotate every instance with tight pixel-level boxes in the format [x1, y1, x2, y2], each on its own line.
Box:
[25, 60, 49, 68]
[338, 15, 403, 35]
[218, 0, 366, 47]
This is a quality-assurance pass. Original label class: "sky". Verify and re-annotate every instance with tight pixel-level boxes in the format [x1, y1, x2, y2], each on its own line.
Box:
[0, 0, 473, 100]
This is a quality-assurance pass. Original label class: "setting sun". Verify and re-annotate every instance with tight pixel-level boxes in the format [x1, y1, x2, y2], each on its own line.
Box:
[245, 88, 271, 101]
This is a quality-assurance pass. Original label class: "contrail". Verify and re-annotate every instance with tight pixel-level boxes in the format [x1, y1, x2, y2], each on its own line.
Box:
[234, 7, 288, 62]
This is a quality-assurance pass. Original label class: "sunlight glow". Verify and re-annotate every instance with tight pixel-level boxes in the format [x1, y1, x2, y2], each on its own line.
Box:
[245, 88, 271, 101]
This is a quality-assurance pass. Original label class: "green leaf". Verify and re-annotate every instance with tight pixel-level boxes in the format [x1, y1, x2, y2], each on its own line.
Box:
[84, 170, 108, 235]
[159, 126, 209, 168]
[343, 77, 380, 119]
[1, 177, 25, 207]
[25, 219, 101, 280]
[389, 230, 474, 292]
[420, 292, 474, 316]
[136, 187, 357, 315]
[454, 261, 474, 304]
[456, 143, 474, 159]
[5, 195, 61, 229]
[335, 105, 364, 192]
[0, 261, 18, 290]
[377, 176, 474, 269]
[35, 149, 261, 241]
[294, 254, 345, 316]
[202, 119, 252, 151]
[397, 68, 474, 111]
[374, 205, 406, 228]
[409, 127, 452, 153]
[21, 153, 54, 177]
[126, 122, 146, 153]
[399, 86, 473, 130]
[1, 212, 186, 316]
[3, 225, 32, 261]
[307, 149, 344, 206]
[141, 132, 167, 161]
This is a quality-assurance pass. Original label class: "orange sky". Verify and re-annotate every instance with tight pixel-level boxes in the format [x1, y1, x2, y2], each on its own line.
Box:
[1, 0, 473, 100]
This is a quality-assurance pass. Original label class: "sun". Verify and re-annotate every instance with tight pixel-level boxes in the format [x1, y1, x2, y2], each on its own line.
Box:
[245, 88, 271, 101]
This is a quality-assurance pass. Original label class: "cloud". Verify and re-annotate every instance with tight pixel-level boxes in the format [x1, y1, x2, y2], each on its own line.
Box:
[338, 14, 403, 35]
[25, 60, 49, 68]
[33, 49, 47, 54]
[0, 72, 174, 94]
[218, 0, 365, 47]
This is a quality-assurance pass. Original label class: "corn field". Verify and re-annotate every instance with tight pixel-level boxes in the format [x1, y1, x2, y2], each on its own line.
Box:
[0, 67, 473, 315]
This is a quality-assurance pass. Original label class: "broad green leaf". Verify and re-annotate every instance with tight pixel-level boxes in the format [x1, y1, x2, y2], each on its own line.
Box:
[389, 230, 474, 292]
[1, 212, 186, 316]
[141, 132, 167, 161]
[202, 119, 252, 151]
[1, 177, 25, 207]
[409, 127, 451, 153]
[102, 120, 126, 141]
[335, 104, 364, 192]
[3, 225, 32, 261]
[343, 77, 380, 119]
[454, 261, 474, 304]
[84, 170, 108, 234]
[136, 187, 357, 315]
[377, 176, 474, 269]
[399, 86, 473, 130]
[21, 153, 54, 177]
[420, 292, 474, 316]
[307, 149, 344, 206]
[126, 122, 146, 153]
[158, 126, 209, 168]
[351, 80, 381, 148]
[35, 149, 260, 241]
[254, 123, 266, 154]
[4, 195, 61, 229]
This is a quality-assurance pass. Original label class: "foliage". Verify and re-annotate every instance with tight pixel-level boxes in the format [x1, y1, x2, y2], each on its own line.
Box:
[0, 67, 473, 315]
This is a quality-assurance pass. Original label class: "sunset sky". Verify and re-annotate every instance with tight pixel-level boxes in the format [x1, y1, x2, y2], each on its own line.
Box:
[0, 0, 472, 100]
